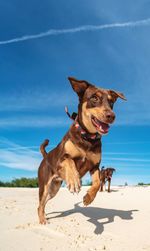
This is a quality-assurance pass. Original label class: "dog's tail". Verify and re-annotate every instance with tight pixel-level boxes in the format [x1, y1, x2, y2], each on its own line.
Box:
[40, 139, 49, 158]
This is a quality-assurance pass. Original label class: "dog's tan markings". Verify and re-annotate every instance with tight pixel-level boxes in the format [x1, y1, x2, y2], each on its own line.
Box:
[87, 152, 101, 165]
[108, 94, 116, 103]
[82, 102, 105, 133]
[82, 102, 97, 133]
[88, 106, 104, 118]
[65, 140, 100, 165]
[107, 94, 113, 100]
[64, 140, 85, 158]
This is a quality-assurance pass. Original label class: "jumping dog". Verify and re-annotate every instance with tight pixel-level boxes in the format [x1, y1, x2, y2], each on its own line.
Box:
[38, 77, 126, 224]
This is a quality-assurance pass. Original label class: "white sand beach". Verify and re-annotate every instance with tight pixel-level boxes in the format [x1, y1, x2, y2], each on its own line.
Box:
[0, 186, 150, 251]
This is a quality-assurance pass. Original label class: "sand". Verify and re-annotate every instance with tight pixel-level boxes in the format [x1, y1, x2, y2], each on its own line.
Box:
[0, 186, 150, 251]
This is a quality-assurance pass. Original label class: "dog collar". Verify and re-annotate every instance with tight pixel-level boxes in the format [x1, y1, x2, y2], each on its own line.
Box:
[74, 122, 101, 141]
[65, 106, 101, 141]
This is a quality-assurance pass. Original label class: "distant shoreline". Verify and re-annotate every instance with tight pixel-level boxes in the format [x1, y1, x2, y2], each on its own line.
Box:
[0, 177, 150, 188]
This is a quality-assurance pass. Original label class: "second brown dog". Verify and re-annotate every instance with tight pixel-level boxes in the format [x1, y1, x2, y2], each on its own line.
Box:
[100, 166, 116, 192]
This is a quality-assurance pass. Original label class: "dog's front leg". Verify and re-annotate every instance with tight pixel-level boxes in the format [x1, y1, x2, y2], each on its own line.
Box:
[100, 180, 104, 192]
[108, 179, 111, 192]
[83, 166, 100, 206]
[59, 158, 81, 193]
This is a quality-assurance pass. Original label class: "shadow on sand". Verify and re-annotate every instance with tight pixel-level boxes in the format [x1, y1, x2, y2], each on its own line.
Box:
[47, 202, 138, 235]
[101, 189, 119, 192]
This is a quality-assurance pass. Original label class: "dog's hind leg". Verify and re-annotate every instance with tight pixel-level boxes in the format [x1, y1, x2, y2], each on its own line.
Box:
[108, 179, 111, 192]
[38, 176, 62, 224]
[45, 178, 62, 205]
[100, 180, 104, 192]
[38, 179, 51, 224]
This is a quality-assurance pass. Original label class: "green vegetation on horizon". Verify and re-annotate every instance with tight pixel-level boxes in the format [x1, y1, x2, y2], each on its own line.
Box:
[0, 177, 38, 188]
[138, 182, 150, 186]
[0, 177, 92, 187]
[0, 178, 150, 188]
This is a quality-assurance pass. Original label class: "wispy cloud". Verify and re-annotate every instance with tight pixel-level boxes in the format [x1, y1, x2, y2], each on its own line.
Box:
[103, 152, 150, 155]
[0, 138, 41, 171]
[0, 116, 69, 128]
[0, 137, 40, 151]
[0, 90, 75, 111]
[0, 18, 150, 45]
[104, 157, 150, 162]
[105, 141, 150, 145]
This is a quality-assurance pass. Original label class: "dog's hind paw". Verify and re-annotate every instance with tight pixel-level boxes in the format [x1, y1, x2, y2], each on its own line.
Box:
[39, 216, 47, 225]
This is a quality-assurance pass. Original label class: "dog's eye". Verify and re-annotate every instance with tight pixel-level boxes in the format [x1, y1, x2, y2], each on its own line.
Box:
[90, 95, 99, 103]
[109, 101, 114, 108]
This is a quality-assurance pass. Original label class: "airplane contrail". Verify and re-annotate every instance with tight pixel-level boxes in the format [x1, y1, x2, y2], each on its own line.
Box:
[0, 17, 150, 45]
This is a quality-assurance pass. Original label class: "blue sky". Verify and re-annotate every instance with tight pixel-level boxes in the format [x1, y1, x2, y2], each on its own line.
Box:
[0, 0, 150, 184]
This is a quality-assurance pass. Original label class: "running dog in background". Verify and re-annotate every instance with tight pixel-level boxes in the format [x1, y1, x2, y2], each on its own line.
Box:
[38, 77, 126, 224]
[100, 166, 116, 192]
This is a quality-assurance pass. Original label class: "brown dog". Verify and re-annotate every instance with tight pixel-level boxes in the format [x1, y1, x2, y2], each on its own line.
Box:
[100, 167, 116, 192]
[38, 77, 126, 224]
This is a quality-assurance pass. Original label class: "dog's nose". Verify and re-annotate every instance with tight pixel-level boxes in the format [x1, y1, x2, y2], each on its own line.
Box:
[106, 111, 115, 123]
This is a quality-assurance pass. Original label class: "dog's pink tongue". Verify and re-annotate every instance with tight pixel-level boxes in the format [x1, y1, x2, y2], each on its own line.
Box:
[98, 121, 110, 134]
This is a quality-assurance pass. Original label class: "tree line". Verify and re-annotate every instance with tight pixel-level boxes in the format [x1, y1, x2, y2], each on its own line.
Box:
[0, 177, 149, 188]
[0, 177, 38, 188]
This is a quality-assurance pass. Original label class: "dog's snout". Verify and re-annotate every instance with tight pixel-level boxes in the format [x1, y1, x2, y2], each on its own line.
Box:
[106, 111, 115, 123]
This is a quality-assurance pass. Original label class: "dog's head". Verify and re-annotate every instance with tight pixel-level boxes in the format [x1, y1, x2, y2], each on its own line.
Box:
[68, 77, 126, 135]
[104, 168, 116, 180]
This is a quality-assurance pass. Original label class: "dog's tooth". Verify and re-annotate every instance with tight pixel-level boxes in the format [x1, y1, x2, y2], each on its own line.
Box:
[99, 125, 105, 133]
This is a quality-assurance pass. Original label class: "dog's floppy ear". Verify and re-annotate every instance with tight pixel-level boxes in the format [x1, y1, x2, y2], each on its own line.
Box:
[109, 90, 127, 101]
[68, 77, 90, 98]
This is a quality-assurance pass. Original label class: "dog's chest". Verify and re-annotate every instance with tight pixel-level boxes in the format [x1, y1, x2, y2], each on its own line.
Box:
[64, 140, 101, 165]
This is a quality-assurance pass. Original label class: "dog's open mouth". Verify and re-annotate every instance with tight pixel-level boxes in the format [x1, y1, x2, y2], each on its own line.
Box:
[91, 116, 110, 135]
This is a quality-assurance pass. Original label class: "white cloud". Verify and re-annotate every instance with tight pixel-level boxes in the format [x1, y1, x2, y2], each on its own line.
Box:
[0, 116, 70, 128]
[0, 138, 58, 172]
[103, 151, 150, 155]
[0, 18, 150, 45]
[104, 157, 150, 162]
[0, 138, 41, 171]
[105, 141, 150, 145]
[0, 90, 75, 111]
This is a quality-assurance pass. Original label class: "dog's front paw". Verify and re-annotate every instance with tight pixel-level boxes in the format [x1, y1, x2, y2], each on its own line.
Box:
[83, 193, 93, 206]
[66, 177, 81, 194]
